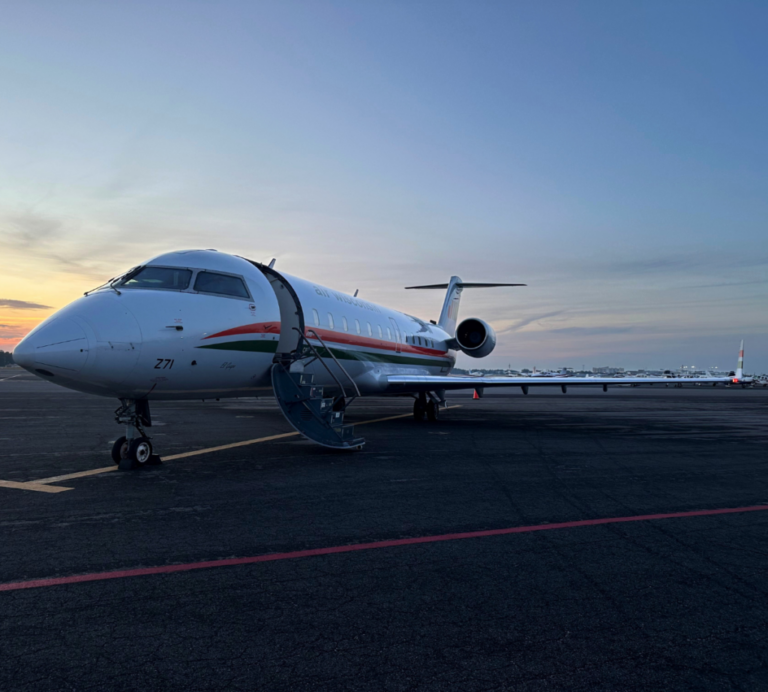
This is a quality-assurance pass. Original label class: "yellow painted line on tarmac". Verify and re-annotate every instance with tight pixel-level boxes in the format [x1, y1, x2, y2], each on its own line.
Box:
[23, 405, 462, 489]
[33, 466, 118, 485]
[162, 431, 300, 461]
[160, 405, 462, 461]
[0, 479, 73, 493]
[354, 405, 462, 427]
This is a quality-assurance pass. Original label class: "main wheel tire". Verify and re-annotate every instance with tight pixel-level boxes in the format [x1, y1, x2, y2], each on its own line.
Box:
[128, 437, 153, 465]
[413, 398, 426, 421]
[111, 436, 129, 464]
[426, 400, 439, 422]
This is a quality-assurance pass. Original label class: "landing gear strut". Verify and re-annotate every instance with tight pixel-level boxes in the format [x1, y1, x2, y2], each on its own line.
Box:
[112, 399, 159, 469]
[414, 393, 441, 422]
[413, 393, 427, 421]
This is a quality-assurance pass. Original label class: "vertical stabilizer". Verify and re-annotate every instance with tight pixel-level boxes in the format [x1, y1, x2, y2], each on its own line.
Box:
[735, 339, 744, 380]
[404, 278, 526, 336]
[438, 276, 463, 335]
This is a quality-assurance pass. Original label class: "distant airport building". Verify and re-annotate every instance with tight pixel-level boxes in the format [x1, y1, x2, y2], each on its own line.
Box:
[592, 366, 624, 375]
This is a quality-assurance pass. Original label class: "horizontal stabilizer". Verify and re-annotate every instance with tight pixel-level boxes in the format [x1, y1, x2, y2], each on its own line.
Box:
[409, 277, 526, 334]
[405, 283, 526, 289]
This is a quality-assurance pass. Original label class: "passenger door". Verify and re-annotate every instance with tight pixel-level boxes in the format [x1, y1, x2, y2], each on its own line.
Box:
[389, 317, 402, 353]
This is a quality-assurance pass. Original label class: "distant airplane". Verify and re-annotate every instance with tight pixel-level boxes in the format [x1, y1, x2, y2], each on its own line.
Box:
[529, 368, 570, 378]
[12, 250, 747, 465]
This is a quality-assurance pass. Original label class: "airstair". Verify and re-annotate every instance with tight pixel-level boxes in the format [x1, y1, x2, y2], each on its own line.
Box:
[243, 258, 365, 450]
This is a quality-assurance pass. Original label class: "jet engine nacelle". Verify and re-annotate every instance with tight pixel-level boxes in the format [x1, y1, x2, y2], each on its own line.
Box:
[455, 318, 496, 358]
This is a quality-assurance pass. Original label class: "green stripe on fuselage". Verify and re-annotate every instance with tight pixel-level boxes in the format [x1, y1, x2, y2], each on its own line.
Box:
[197, 339, 452, 368]
[198, 340, 278, 354]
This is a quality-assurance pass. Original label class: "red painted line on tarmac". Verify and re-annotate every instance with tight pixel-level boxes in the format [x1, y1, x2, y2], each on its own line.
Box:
[2, 504, 767, 592]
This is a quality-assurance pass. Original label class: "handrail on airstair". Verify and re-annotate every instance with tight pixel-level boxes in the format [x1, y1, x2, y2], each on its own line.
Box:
[294, 327, 362, 399]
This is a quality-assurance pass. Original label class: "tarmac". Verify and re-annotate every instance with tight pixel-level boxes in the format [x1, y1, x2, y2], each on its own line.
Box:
[1, 370, 767, 691]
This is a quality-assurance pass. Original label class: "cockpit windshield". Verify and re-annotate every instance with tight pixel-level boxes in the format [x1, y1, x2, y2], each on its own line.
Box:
[193, 271, 250, 298]
[121, 267, 192, 291]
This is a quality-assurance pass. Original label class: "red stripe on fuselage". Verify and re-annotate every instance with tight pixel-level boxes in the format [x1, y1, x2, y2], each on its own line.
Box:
[308, 326, 445, 357]
[203, 322, 280, 339]
[203, 322, 447, 357]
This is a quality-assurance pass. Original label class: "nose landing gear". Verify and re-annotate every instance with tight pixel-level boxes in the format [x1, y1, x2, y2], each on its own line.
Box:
[112, 399, 160, 469]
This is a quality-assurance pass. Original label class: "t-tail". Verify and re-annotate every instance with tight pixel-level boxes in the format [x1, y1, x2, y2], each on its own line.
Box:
[735, 339, 744, 381]
[405, 276, 526, 335]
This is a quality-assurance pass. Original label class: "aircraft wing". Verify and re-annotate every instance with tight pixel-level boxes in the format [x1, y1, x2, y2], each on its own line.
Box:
[384, 374, 738, 393]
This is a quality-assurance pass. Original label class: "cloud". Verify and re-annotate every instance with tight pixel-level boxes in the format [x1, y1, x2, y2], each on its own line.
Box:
[579, 250, 768, 281]
[0, 326, 23, 338]
[0, 212, 142, 281]
[607, 257, 694, 275]
[2, 213, 63, 249]
[497, 310, 567, 334]
[547, 326, 635, 336]
[0, 299, 52, 309]
[677, 279, 768, 290]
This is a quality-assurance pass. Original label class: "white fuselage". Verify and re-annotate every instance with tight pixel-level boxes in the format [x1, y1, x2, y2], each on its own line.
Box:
[13, 250, 456, 400]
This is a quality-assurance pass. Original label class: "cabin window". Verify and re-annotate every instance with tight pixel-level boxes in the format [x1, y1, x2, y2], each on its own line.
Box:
[342, 316, 348, 332]
[386, 327, 392, 341]
[355, 319, 361, 335]
[121, 266, 192, 291]
[194, 271, 250, 298]
[327, 313, 334, 330]
[312, 309, 320, 327]
[376, 325, 382, 339]
[367, 322, 372, 337]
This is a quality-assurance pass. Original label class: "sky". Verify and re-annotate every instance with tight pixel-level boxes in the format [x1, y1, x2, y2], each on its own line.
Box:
[1, 1, 766, 372]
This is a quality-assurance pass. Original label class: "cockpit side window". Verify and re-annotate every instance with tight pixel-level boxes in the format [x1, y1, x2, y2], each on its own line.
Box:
[193, 271, 250, 299]
[121, 267, 192, 291]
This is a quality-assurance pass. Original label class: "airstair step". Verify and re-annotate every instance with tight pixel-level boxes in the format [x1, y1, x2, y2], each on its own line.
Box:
[306, 397, 334, 414]
[340, 425, 363, 442]
[271, 363, 365, 450]
[307, 386, 324, 400]
[329, 411, 344, 427]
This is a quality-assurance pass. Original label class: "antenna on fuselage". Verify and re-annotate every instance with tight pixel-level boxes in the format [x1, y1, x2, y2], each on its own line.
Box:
[268, 258, 276, 269]
[353, 289, 359, 297]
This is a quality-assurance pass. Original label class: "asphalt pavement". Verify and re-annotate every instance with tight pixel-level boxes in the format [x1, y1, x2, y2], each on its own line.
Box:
[1, 371, 767, 691]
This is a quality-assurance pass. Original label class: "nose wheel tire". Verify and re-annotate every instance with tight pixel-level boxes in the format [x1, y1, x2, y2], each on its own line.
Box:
[111, 436, 130, 464]
[426, 400, 440, 422]
[128, 437, 153, 465]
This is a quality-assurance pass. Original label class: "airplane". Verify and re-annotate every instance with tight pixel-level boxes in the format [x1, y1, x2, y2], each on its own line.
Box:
[11, 249, 747, 467]
[529, 368, 570, 378]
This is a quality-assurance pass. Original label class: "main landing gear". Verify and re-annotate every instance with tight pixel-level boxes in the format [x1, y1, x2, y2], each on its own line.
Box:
[413, 393, 441, 422]
[112, 399, 160, 469]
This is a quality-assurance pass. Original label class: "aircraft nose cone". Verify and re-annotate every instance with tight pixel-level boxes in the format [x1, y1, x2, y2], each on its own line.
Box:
[12, 339, 34, 370]
[14, 318, 90, 375]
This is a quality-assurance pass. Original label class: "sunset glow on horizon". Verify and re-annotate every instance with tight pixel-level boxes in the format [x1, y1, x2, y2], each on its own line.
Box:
[2, 2, 766, 370]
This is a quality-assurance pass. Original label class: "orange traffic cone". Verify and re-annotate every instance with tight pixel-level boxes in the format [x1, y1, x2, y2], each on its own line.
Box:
[473, 389, 480, 399]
